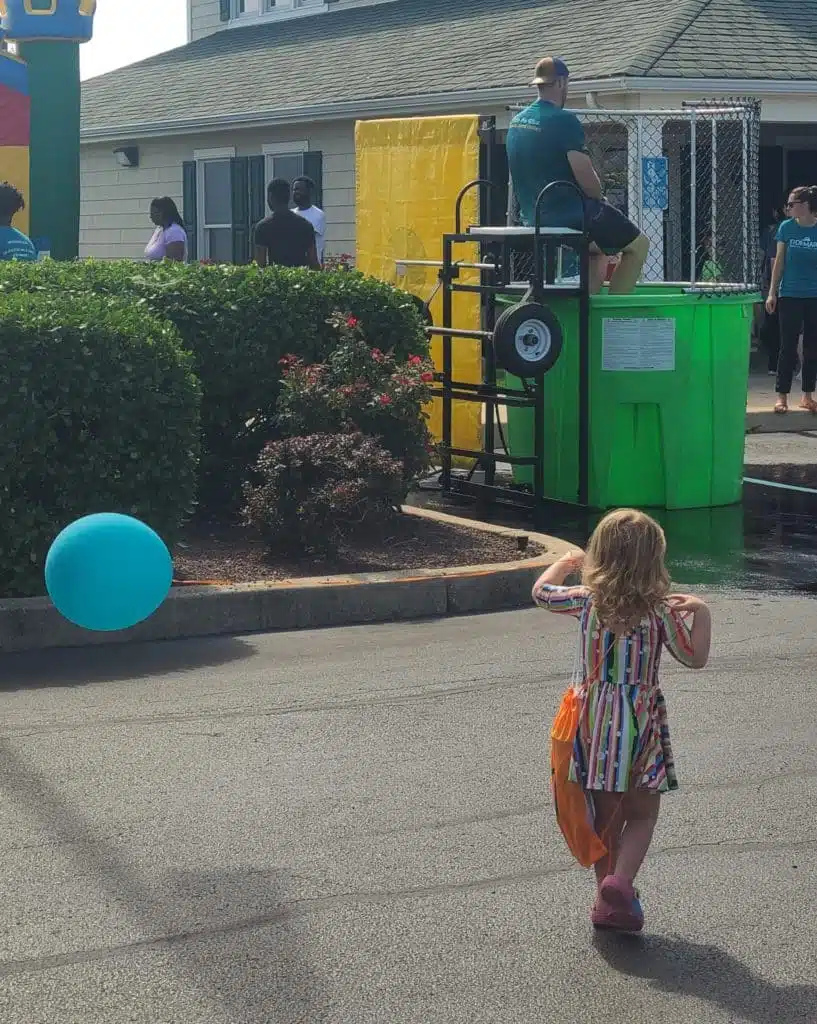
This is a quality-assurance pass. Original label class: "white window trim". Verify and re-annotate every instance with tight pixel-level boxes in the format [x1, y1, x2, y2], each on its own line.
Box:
[194, 148, 236, 262]
[228, 0, 328, 28]
[262, 141, 309, 156]
[193, 147, 236, 162]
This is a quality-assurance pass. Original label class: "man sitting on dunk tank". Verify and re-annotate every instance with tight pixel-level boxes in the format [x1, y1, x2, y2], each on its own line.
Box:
[506, 56, 649, 295]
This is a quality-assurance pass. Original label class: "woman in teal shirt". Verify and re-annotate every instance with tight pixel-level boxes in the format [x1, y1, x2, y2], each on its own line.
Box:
[767, 185, 817, 413]
[0, 182, 37, 262]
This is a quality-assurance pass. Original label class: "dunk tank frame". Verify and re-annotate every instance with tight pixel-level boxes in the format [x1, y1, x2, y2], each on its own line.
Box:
[372, 102, 760, 515]
[427, 179, 594, 516]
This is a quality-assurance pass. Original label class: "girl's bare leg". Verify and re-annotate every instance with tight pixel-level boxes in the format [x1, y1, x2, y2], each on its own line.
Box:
[591, 792, 625, 887]
[614, 791, 661, 882]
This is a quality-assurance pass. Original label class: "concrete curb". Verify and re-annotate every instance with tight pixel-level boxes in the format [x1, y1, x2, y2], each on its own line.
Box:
[0, 507, 573, 653]
[746, 406, 816, 434]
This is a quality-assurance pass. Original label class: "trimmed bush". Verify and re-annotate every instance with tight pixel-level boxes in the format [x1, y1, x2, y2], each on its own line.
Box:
[244, 432, 404, 553]
[276, 312, 435, 483]
[0, 261, 427, 515]
[0, 292, 200, 597]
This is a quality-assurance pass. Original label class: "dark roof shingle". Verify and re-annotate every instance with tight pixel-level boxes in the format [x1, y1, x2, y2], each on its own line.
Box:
[80, 0, 817, 134]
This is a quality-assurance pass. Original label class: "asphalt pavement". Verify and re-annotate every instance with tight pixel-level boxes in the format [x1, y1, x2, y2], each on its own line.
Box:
[0, 597, 815, 1023]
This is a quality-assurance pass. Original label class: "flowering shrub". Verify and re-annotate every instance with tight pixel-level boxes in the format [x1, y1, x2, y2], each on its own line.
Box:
[243, 433, 404, 552]
[276, 312, 436, 482]
[323, 253, 355, 272]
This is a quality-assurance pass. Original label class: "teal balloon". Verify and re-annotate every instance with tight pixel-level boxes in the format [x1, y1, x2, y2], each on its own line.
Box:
[45, 514, 172, 632]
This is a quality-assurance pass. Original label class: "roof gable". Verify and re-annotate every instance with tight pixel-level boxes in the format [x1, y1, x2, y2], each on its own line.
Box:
[80, 0, 817, 136]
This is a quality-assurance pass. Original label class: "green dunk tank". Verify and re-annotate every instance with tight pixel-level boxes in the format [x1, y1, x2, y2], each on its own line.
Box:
[0, 0, 96, 259]
[358, 106, 761, 513]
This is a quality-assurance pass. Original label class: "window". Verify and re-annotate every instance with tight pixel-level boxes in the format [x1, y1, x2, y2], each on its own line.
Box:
[200, 161, 233, 261]
[263, 0, 323, 11]
[192, 147, 237, 263]
[265, 152, 305, 186]
[232, 0, 246, 15]
[262, 142, 308, 191]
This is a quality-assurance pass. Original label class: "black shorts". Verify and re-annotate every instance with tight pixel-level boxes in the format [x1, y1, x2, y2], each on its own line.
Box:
[583, 199, 641, 255]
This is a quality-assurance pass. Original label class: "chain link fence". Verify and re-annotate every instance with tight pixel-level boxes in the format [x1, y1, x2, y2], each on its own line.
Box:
[508, 99, 761, 290]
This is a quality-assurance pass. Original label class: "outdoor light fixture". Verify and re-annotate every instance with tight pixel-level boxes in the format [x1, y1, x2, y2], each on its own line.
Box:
[113, 146, 139, 168]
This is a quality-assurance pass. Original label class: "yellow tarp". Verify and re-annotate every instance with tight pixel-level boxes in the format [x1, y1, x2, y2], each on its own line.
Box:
[0, 146, 29, 234]
[355, 115, 483, 456]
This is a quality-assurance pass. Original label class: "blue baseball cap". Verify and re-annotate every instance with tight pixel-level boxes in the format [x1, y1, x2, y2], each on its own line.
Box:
[531, 56, 570, 86]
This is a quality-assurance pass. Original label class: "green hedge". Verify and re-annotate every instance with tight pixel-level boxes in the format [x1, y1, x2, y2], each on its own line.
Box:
[0, 261, 427, 514]
[0, 292, 200, 597]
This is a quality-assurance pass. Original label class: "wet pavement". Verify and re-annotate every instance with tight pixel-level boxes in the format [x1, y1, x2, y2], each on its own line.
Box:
[413, 434, 817, 594]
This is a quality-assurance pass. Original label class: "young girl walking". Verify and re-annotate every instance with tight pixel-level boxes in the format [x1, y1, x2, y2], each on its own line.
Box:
[533, 509, 711, 932]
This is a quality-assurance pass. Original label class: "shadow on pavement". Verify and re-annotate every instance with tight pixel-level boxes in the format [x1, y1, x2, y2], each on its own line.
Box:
[0, 742, 327, 1022]
[0, 635, 257, 692]
[593, 931, 817, 1023]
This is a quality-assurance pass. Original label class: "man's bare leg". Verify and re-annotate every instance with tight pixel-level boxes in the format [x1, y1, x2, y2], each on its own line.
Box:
[589, 245, 609, 295]
[608, 233, 649, 295]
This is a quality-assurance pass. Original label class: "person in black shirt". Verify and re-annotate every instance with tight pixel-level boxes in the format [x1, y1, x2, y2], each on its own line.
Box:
[254, 178, 320, 269]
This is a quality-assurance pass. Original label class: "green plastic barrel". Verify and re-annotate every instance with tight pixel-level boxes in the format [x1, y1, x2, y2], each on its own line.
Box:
[502, 286, 758, 510]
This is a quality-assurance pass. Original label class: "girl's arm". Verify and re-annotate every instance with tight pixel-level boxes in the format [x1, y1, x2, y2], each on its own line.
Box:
[664, 595, 712, 669]
[532, 551, 587, 615]
[766, 242, 786, 313]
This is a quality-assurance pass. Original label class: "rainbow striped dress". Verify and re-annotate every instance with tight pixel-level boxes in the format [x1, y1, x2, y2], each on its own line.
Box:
[534, 583, 696, 794]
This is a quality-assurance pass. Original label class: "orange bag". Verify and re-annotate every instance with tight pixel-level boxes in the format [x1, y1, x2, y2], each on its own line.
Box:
[550, 687, 608, 867]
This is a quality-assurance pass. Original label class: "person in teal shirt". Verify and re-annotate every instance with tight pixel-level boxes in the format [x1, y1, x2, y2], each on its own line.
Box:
[0, 182, 37, 262]
[506, 57, 648, 294]
[767, 185, 817, 413]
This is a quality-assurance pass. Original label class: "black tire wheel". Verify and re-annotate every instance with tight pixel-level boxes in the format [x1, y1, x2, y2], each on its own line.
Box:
[493, 301, 563, 377]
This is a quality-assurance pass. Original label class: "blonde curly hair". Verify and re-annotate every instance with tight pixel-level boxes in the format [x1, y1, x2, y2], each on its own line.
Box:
[582, 509, 670, 626]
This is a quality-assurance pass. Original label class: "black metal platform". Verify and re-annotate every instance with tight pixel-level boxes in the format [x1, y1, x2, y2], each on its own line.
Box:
[425, 179, 593, 522]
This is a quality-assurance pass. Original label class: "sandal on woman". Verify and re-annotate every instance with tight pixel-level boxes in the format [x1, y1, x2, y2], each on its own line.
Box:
[774, 401, 788, 414]
[799, 397, 817, 414]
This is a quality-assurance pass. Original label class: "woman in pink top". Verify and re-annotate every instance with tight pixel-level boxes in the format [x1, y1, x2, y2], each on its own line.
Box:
[144, 197, 187, 262]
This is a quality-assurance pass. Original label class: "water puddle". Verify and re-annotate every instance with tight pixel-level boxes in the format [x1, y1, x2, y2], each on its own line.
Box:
[413, 479, 817, 593]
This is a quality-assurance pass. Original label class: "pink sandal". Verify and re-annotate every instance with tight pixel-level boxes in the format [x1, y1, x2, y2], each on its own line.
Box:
[597, 874, 645, 932]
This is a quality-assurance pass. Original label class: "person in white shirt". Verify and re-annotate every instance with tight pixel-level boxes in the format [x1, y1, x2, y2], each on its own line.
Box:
[292, 177, 326, 265]
[144, 197, 187, 262]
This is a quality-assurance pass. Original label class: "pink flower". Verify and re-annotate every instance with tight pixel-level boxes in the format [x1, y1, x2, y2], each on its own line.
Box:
[408, 355, 423, 366]
[420, 371, 434, 383]
[346, 316, 359, 328]
[378, 394, 392, 406]
[371, 348, 385, 362]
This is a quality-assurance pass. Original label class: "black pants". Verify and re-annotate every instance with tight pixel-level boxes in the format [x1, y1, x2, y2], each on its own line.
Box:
[776, 297, 817, 394]
[760, 307, 779, 371]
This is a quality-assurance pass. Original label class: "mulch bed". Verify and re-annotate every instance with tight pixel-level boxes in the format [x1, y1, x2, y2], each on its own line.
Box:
[172, 512, 543, 585]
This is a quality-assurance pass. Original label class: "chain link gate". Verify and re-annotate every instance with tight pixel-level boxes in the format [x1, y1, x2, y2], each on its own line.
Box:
[507, 99, 761, 290]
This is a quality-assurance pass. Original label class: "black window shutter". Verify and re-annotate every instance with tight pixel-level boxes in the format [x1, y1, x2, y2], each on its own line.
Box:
[248, 155, 266, 229]
[302, 151, 323, 208]
[182, 160, 198, 262]
[230, 156, 250, 265]
[219, 0, 231, 21]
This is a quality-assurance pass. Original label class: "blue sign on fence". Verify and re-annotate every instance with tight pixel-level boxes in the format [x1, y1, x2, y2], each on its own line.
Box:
[642, 156, 669, 210]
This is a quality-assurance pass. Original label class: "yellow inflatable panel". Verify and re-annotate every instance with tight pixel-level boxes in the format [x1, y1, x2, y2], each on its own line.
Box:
[355, 115, 483, 458]
[0, 146, 30, 234]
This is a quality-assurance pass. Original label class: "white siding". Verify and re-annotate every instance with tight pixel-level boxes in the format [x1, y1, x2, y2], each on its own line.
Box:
[80, 122, 355, 259]
[190, 0, 223, 42]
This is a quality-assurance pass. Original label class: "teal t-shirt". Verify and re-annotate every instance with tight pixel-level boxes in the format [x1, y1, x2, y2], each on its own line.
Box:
[777, 218, 817, 298]
[0, 226, 37, 262]
[506, 100, 586, 228]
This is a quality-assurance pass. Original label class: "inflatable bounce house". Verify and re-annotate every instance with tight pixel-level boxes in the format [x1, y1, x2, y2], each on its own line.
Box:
[0, 0, 96, 258]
